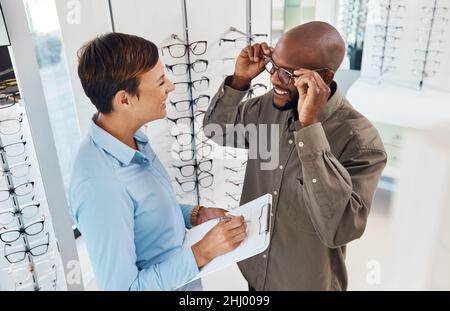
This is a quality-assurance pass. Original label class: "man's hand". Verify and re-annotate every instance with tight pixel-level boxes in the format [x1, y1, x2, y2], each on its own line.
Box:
[293, 69, 331, 128]
[196, 207, 228, 225]
[230, 42, 273, 91]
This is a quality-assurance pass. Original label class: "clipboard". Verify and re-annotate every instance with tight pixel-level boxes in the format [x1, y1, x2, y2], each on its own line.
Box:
[177, 194, 272, 289]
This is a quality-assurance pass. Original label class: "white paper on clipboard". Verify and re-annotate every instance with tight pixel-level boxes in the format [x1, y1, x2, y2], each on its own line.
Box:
[177, 194, 272, 289]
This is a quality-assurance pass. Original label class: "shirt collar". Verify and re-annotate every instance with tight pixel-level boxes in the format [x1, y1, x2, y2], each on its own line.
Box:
[89, 115, 150, 166]
[287, 81, 343, 131]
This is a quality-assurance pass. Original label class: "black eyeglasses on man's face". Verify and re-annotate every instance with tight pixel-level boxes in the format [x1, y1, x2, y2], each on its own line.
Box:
[263, 55, 332, 86]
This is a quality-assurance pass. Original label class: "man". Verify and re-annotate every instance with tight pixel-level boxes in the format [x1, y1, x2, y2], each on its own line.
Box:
[203, 22, 387, 290]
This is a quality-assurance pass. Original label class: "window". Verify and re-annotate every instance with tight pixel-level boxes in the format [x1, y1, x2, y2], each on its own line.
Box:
[23, 0, 81, 193]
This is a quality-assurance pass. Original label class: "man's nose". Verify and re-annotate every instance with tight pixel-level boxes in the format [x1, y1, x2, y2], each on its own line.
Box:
[270, 70, 283, 87]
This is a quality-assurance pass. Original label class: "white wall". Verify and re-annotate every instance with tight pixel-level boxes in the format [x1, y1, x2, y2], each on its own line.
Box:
[54, 0, 112, 136]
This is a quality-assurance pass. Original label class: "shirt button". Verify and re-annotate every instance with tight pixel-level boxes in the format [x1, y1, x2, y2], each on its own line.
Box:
[273, 191, 278, 196]
[288, 139, 293, 145]
[299, 141, 304, 148]
[263, 254, 267, 259]
[312, 178, 318, 184]
[279, 165, 283, 170]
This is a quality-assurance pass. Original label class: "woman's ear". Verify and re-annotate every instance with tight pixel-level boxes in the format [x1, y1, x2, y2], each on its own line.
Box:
[112, 90, 131, 111]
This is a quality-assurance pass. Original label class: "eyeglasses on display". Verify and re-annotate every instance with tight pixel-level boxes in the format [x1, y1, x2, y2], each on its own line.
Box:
[162, 41, 208, 58]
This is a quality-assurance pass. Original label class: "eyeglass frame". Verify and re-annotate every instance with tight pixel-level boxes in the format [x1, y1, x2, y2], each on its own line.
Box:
[0, 217, 45, 243]
[170, 95, 210, 112]
[219, 33, 269, 47]
[0, 181, 35, 202]
[0, 202, 41, 226]
[173, 77, 210, 94]
[161, 41, 208, 58]
[172, 159, 213, 178]
[263, 55, 333, 86]
[0, 113, 24, 135]
[174, 171, 214, 192]
[0, 139, 27, 157]
[4, 232, 50, 264]
[1, 161, 32, 179]
[165, 59, 209, 76]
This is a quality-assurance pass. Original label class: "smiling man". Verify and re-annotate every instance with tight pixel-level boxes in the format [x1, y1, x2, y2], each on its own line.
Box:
[203, 22, 387, 290]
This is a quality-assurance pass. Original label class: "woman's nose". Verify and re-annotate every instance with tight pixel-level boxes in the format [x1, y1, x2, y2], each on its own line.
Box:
[167, 80, 175, 93]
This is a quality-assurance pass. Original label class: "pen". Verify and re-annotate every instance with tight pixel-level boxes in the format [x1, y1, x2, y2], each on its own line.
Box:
[219, 216, 251, 223]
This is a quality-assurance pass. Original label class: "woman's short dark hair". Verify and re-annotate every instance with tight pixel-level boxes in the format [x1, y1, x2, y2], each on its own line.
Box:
[77, 32, 159, 114]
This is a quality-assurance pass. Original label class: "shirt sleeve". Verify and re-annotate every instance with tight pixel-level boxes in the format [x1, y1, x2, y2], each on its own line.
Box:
[294, 123, 387, 249]
[179, 204, 196, 229]
[70, 178, 199, 291]
[203, 77, 263, 149]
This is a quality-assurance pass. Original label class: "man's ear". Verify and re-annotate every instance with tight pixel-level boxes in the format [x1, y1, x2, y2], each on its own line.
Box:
[112, 90, 131, 111]
[323, 70, 335, 85]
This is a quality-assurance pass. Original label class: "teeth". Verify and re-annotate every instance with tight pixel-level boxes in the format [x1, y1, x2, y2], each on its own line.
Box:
[274, 88, 288, 95]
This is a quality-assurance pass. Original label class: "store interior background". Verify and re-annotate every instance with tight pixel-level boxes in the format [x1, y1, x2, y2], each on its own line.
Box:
[1, 0, 449, 291]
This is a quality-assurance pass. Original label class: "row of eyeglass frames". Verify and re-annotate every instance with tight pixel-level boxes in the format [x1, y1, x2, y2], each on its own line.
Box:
[218, 29, 270, 209]
[369, 0, 449, 88]
[160, 36, 215, 204]
[338, 0, 370, 62]
[0, 76, 57, 291]
[158, 29, 269, 208]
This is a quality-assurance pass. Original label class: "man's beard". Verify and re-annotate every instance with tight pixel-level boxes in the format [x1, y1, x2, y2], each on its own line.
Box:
[272, 93, 298, 112]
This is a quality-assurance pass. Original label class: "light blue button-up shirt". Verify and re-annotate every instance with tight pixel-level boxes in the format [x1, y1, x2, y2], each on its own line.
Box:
[69, 116, 200, 291]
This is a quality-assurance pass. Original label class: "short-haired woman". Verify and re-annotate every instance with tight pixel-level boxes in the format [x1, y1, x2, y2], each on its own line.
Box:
[69, 33, 247, 291]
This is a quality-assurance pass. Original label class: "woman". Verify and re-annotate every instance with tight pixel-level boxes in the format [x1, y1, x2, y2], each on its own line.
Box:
[69, 33, 247, 291]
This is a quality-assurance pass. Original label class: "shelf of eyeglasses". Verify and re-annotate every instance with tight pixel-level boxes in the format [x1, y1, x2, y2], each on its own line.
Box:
[1, 231, 51, 265]
[169, 142, 214, 163]
[168, 94, 211, 113]
[0, 112, 24, 137]
[170, 158, 213, 179]
[171, 76, 210, 95]
[166, 59, 209, 77]
[219, 33, 269, 50]
[172, 171, 215, 193]
[225, 191, 241, 204]
[0, 249, 58, 291]
[166, 109, 208, 128]
[0, 90, 21, 109]
[161, 40, 208, 59]
[167, 127, 213, 146]
[0, 200, 43, 230]
[225, 178, 244, 188]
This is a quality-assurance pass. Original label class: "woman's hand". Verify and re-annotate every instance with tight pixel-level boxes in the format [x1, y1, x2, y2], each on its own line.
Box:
[196, 207, 228, 225]
[191, 216, 247, 268]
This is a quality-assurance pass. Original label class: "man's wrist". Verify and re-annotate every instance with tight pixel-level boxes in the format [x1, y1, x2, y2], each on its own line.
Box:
[229, 74, 251, 91]
[300, 118, 320, 128]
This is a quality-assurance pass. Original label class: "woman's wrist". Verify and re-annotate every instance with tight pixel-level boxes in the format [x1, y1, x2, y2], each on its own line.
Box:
[190, 205, 204, 226]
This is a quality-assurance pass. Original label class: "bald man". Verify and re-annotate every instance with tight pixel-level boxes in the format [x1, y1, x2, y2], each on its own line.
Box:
[203, 22, 387, 290]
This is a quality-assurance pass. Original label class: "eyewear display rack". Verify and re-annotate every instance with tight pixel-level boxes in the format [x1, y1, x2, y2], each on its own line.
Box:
[0, 0, 83, 291]
[337, 0, 370, 70]
[104, 0, 272, 210]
